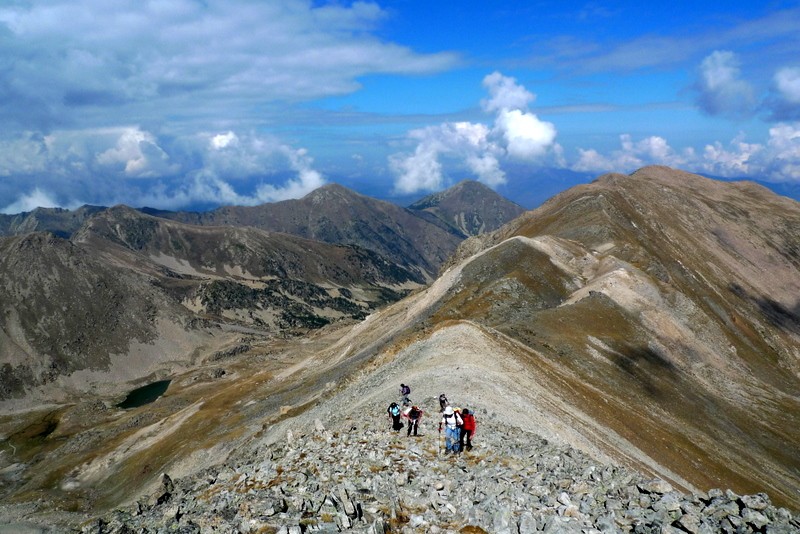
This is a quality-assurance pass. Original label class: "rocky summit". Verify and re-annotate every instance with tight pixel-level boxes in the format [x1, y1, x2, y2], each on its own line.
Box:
[81, 398, 798, 533]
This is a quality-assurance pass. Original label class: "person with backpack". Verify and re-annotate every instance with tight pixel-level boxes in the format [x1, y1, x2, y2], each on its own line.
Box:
[453, 407, 464, 452]
[438, 406, 462, 453]
[405, 405, 422, 437]
[460, 408, 477, 451]
[438, 393, 449, 412]
[387, 402, 403, 431]
[400, 383, 411, 404]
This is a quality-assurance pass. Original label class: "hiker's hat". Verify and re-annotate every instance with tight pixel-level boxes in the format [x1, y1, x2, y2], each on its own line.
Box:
[443, 406, 454, 415]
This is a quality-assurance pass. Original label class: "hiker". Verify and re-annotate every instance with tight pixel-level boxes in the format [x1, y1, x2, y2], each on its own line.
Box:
[438, 406, 462, 453]
[438, 393, 449, 412]
[387, 402, 403, 431]
[453, 407, 464, 453]
[460, 408, 477, 451]
[405, 405, 422, 437]
[400, 383, 411, 404]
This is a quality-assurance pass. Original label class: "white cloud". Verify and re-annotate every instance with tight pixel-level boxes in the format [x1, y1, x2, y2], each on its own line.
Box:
[775, 67, 800, 104]
[0, 133, 49, 176]
[466, 154, 504, 187]
[0, 0, 457, 132]
[763, 123, 800, 181]
[390, 121, 507, 194]
[694, 50, 756, 119]
[572, 123, 800, 182]
[390, 72, 557, 194]
[0, 127, 325, 212]
[766, 66, 800, 121]
[95, 127, 176, 178]
[495, 109, 557, 160]
[700, 136, 763, 177]
[389, 136, 445, 194]
[1, 187, 61, 214]
[211, 131, 238, 150]
[572, 134, 687, 173]
[255, 147, 326, 202]
[481, 71, 535, 113]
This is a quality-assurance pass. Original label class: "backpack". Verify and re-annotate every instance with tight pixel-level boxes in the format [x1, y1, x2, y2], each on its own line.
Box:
[462, 413, 475, 430]
[444, 412, 462, 428]
[402, 385, 411, 395]
[390, 404, 400, 416]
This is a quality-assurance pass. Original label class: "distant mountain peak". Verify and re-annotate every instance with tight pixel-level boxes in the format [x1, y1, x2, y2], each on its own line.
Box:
[303, 182, 365, 205]
[408, 180, 525, 238]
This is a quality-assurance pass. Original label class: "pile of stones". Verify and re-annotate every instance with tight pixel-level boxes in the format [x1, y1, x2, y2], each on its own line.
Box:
[83, 400, 798, 533]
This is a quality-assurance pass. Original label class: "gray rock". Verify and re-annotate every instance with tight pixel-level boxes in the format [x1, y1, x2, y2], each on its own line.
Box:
[637, 479, 673, 495]
[518, 511, 537, 534]
[543, 516, 584, 534]
[742, 507, 770, 529]
[741, 493, 770, 511]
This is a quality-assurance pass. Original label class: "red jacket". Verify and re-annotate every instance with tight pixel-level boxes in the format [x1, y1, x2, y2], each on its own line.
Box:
[461, 413, 476, 432]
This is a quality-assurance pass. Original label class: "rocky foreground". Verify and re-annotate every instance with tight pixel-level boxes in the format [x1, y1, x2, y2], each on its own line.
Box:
[77, 398, 798, 534]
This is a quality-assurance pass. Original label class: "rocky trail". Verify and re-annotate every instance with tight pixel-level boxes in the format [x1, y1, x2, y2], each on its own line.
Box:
[77, 394, 797, 534]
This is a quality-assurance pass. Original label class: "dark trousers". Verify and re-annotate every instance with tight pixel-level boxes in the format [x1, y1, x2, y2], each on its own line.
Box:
[460, 429, 473, 450]
[407, 418, 419, 436]
[391, 415, 402, 431]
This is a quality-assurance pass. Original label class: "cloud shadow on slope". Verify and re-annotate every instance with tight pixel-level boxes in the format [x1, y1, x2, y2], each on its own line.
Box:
[729, 283, 800, 336]
[609, 345, 678, 398]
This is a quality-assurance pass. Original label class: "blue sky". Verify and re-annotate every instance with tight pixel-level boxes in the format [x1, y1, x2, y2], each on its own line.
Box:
[1, 0, 799, 213]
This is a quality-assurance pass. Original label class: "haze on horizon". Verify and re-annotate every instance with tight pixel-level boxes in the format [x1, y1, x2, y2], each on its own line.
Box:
[1, 1, 799, 214]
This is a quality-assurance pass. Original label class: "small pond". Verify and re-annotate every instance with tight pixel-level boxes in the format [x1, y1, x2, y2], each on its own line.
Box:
[116, 379, 171, 409]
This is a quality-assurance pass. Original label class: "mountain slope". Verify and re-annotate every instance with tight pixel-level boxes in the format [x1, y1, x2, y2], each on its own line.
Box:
[428, 165, 800, 506]
[0, 205, 105, 238]
[143, 183, 466, 280]
[408, 179, 526, 237]
[0, 232, 212, 403]
[2, 166, 798, 529]
[0, 207, 424, 403]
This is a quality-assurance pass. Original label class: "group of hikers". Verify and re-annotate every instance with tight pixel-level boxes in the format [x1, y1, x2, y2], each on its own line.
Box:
[387, 384, 477, 455]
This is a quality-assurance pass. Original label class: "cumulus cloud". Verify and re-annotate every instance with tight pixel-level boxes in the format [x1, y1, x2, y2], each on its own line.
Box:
[696, 126, 800, 181]
[481, 71, 535, 113]
[495, 109, 557, 160]
[390, 72, 557, 194]
[0, 0, 456, 211]
[133, 132, 327, 208]
[390, 142, 444, 194]
[0, 187, 63, 214]
[694, 51, 756, 119]
[699, 136, 763, 177]
[573, 134, 688, 173]
[95, 128, 177, 178]
[0, 127, 326, 212]
[775, 67, 800, 104]
[0, 133, 50, 177]
[765, 67, 800, 121]
[571, 123, 800, 182]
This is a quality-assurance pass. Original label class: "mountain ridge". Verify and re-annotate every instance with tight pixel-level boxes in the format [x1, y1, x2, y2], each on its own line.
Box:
[1, 166, 799, 531]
